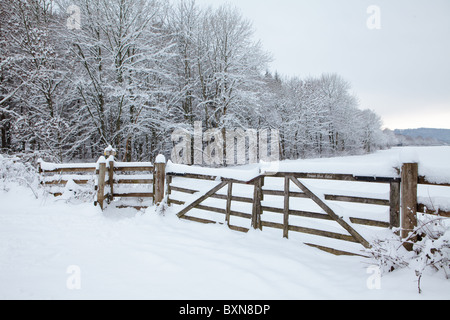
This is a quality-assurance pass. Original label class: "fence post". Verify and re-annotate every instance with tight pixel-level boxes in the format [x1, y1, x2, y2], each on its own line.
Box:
[251, 177, 263, 230]
[389, 180, 400, 229]
[107, 159, 114, 202]
[166, 175, 172, 201]
[104, 146, 116, 203]
[97, 157, 107, 210]
[154, 154, 166, 205]
[283, 176, 289, 239]
[401, 162, 418, 251]
[226, 182, 233, 226]
[37, 160, 42, 174]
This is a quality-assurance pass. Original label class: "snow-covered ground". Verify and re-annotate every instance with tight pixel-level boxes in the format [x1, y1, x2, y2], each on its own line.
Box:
[0, 147, 449, 300]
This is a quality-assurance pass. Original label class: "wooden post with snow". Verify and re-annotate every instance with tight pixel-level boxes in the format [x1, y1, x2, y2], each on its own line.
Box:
[104, 146, 117, 202]
[154, 154, 166, 205]
[401, 162, 418, 251]
[96, 157, 107, 210]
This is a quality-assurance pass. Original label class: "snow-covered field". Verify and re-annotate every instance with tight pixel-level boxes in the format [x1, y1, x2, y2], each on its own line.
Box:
[0, 147, 449, 300]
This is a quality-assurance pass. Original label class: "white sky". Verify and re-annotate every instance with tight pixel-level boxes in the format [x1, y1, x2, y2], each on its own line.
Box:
[194, 0, 450, 129]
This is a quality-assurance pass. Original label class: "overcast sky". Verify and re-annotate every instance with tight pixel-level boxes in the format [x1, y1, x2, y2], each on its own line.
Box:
[194, 0, 450, 129]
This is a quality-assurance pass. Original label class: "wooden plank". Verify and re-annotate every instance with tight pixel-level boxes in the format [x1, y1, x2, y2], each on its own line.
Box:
[228, 210, 252, 220]
[390, 181, 401, 228]
[115, 179, 153, 184]
[353, 176, 400, 183]
[283, 176, 290, 238]
[42, 167, 96, 173]
[195, 204, 252, 220]
[289, 176, 371, 249]
[304, 243, 368, 257]
[252, 177, 263, 230]
[260, 221, 357, 243]
[222, 177, 257, 185]
[226, 182, 233, 225]
[116, 205, 149, 210]
[260, 221, 283, 230]
[108, 160, 114, 201]
[180, 215, 217, 225]
[289, 225, 357, 242]
[263, 172, 357, 181]
[166, 175, 172, 196]
[401, 163, 418, 249]
[210, 194, 253, 204]
[170, 185, 198, 194]
[418, 176, 450, 187]
[261, 206, 332, 221]
[349, 217, 390, 228]
[167, 173, 256, 185]
[289, 210, 333, 221]
[228, 225, 250, 233]
[97, 162, 106, 210]
[417, 203, 450, 218]
[167, 173, 217, 181]
[263, 204, 389, 228]
[114, 166, 154, 172]
[154, 161, 166, 204]
[42, 179, 91, 185]
[176, 181, 228, 218]
[260, 177, 265, 201]
[263, 172, 399, 183]
[195, 204, 226, 214]
[324, 194, 390, 206]
[262, 189, 307, 198]
[168, 198, 185, 206]
[113, 193, 154, 198]
[260, 206, 285, 214]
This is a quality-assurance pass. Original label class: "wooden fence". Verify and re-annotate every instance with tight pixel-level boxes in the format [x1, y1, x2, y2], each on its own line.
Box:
[38, 155, 450, 256]
[38, 155, 161, 209]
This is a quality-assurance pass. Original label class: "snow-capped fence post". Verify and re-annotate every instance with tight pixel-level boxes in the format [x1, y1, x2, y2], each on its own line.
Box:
[401, 162, 418, 251]
[154, 154, 166, 205]
[107, 159, 114, 202]
[96, 158, 107, 210]
[104, 146, 116, 203]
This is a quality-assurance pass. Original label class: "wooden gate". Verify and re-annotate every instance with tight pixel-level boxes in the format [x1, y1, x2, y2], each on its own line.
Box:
[166, 170, 404, 256]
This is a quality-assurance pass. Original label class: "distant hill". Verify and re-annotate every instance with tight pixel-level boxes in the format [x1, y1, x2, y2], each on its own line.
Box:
[394, 128, 450, 145]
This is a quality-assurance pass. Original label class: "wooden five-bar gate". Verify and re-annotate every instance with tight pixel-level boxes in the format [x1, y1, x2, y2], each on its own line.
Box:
[167, 171, 399, 255]
[167, 163, 449, 256]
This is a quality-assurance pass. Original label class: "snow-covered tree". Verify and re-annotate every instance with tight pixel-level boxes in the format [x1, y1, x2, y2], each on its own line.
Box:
[65, 0, 176, 161]
[0, 0, 388, 162]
